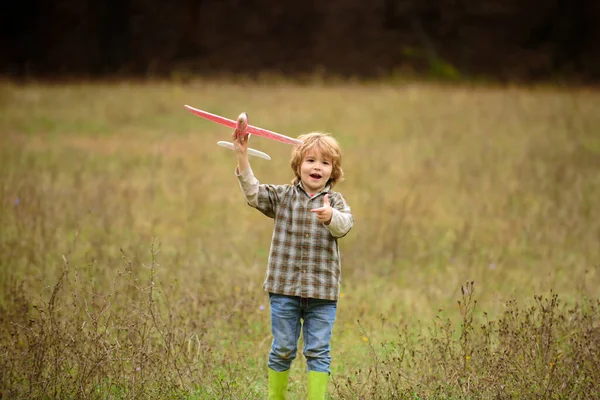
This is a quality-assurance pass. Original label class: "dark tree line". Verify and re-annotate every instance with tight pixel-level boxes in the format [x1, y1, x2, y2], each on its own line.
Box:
[2, 0, 599, 82]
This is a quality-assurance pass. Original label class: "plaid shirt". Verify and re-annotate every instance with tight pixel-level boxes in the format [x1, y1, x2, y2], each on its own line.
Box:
[236, 167, 353, 301]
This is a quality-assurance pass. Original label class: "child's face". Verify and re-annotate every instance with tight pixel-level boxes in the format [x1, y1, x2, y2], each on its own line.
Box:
[300, 147, 333, 194]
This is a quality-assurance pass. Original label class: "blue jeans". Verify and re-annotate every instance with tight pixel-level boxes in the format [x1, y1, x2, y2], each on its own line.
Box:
[268, 293, 337, 374]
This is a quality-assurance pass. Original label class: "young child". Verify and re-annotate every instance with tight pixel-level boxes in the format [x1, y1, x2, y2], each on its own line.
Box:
[233, 129, 353, 400]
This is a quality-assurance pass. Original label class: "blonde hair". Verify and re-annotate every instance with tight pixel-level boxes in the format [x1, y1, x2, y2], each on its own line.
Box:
[290, 132, 344, 188]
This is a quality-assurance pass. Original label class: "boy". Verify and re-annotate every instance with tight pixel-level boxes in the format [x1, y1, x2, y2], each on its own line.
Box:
[233, 129, 354, 399]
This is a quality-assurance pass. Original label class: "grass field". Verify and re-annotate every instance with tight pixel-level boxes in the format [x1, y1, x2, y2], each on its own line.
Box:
[1, 79, 599, 399]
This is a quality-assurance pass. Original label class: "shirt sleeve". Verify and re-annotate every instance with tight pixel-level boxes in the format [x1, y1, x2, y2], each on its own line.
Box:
[326, 192, 354, 238]
[235, 166, 286, 219]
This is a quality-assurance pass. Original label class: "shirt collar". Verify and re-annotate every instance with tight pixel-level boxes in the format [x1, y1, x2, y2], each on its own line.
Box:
[297, 181, 331, 197]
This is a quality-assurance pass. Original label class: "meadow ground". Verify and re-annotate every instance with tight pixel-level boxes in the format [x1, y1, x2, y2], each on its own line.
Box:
[1, 79, 599, 399]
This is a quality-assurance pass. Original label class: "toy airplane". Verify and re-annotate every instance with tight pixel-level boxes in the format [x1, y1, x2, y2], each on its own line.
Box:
[184, 105, 302, 160]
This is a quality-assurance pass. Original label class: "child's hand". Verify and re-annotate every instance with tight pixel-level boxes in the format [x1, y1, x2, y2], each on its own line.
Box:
[310, 194, 333, 225]
[232, 117, 250, 172]
[232, 128, 249, 154]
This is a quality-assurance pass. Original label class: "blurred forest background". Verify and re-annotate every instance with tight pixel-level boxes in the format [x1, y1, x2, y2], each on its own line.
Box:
[2, 0, 600, 82]
[3, 1, 600, 398]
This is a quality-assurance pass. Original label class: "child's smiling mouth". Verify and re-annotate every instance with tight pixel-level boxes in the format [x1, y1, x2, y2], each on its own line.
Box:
[310, 173, 322, 179]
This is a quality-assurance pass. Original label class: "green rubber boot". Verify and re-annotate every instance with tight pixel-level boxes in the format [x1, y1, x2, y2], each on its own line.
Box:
[307, 371, 329, 400]
[268, 368, 290, 400]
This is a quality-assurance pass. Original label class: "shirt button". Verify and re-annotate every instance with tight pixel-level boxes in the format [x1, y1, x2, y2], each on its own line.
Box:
[305, 233, 309, 238]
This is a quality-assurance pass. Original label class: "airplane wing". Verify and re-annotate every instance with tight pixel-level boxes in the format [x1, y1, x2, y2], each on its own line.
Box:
[216, 141, 271, 160]
[184, 105, 302, 146]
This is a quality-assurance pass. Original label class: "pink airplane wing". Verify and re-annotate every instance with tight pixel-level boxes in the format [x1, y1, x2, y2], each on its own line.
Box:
[185, 105, 238, 130]
[247, 124, 302, 145]
[184, 105, 302, 146]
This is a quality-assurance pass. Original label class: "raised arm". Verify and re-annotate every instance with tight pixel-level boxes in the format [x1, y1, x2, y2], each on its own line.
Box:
[233, 127, 250, 173]
[233, 128, 259, 207]
[234, 131, 285, 219]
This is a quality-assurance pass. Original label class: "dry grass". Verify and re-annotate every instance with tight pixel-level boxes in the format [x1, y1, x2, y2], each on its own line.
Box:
[1, 79, 599, 399]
